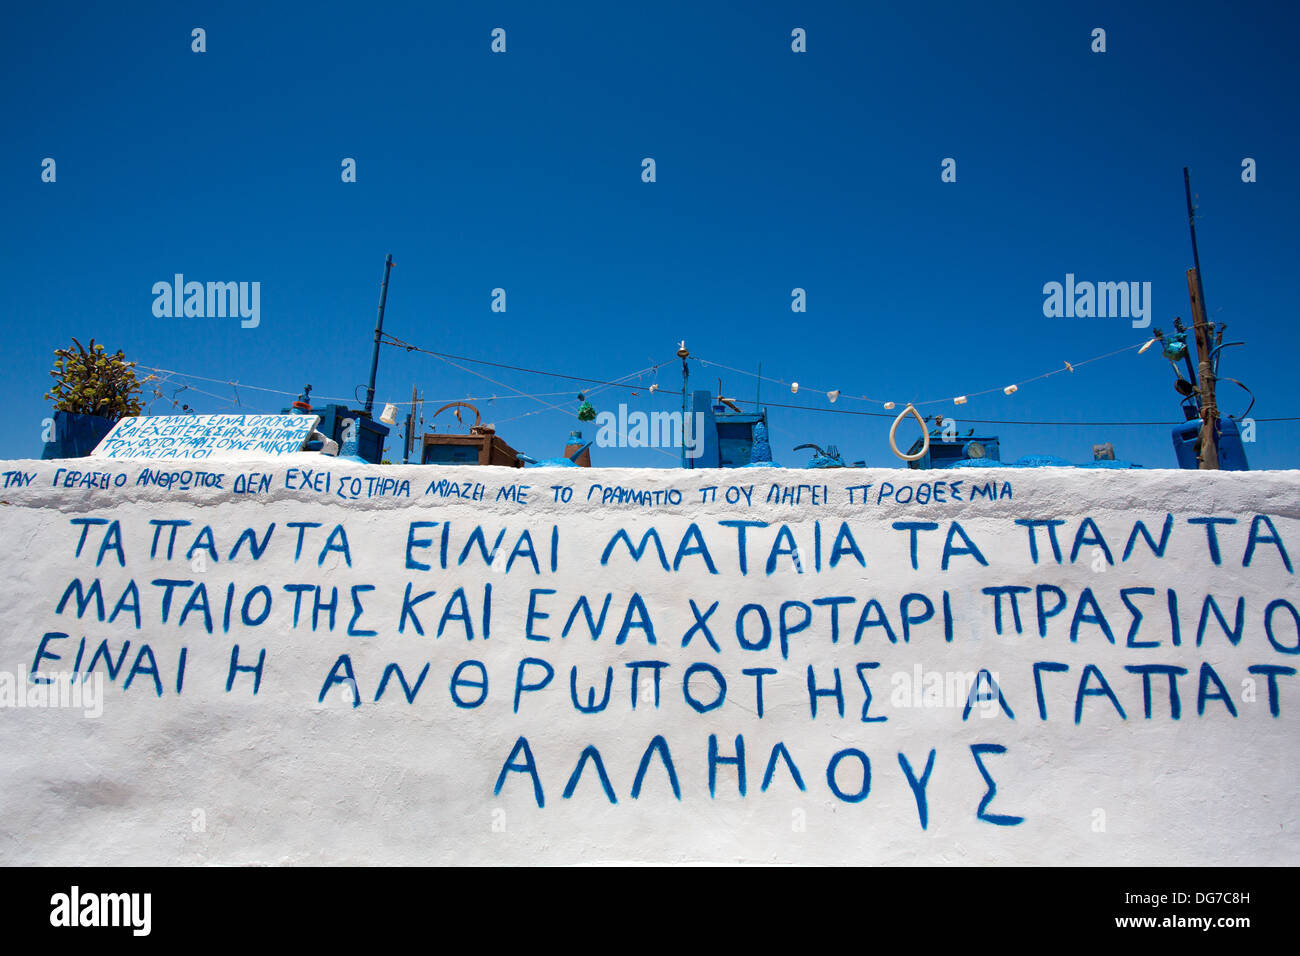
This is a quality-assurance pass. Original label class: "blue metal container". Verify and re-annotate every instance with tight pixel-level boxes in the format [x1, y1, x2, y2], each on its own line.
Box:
[1171, 418, 1250, 471]
[40, 411, 116, 459]
[422, 443, 482, 465]
[281, 403, 390, 464]
[908, 434, 1001, 470]
[682, 390, 769, 468]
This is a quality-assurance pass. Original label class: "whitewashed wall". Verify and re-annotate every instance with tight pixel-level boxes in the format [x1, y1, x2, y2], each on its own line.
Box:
[0, 457, 1296, 864]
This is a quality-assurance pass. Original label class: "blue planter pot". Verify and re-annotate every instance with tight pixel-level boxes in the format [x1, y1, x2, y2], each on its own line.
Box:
[41, 411, 117, 459]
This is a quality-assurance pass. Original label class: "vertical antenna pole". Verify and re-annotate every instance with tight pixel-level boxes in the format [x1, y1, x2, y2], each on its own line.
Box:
[364, 253, 394, 416]
[403, 383, 416, 464]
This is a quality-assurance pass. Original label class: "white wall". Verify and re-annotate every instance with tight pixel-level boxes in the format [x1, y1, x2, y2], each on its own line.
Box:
[1, 457, 1296, 864]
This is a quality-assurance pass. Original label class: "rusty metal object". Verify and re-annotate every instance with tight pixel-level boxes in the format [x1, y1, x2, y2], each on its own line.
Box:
[431, 401, 483, 431]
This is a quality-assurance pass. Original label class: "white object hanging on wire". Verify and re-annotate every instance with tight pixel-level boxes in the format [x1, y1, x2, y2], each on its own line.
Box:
[889, 404, 930, 462]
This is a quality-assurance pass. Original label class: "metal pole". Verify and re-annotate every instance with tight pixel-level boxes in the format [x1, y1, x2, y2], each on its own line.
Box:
[403, 384, 416, 464]
[364, 253, 394, 416]
[1183, 169, 1208, 306]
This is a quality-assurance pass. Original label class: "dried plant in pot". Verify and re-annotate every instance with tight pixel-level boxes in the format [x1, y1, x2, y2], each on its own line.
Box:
[41, 338, 143, 458]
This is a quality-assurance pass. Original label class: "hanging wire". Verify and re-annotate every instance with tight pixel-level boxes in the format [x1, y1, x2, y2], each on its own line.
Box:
[136, 364, 581, 408]
[694, 341, 1150, 409]
[380, 334, 680, 395]
[492, 363, 669, 427]
[134, 335, 1299, 429]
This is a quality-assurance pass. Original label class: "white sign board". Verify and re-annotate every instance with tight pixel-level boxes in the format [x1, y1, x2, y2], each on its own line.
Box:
[91, 414, 320, 461]
[0, 459, 1296, 865]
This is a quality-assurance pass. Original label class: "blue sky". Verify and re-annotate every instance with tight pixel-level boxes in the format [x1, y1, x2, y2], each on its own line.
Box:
[3, 0, 1297, 468]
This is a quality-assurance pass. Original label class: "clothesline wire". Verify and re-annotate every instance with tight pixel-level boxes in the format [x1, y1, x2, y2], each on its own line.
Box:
[381, 334, 681, 395]
[143, 335, 1144, 414]
[135, 336, 1298, 429]
[693, 341, 1149, 409]
[136, 364, 617, 410]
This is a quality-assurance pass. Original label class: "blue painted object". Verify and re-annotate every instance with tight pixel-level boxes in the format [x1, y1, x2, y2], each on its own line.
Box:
[914, 432, 1142, 469]
[525, 440, 593, 468]
[1162, 334, 1189, 362]
[40, 411, 116, 459]
[907, 432, 1001, 470]
[951, 455, 1142, 469]
[1171, 418, 1250, 471]
[794, 443, 849, 468]
[280, 402, 390, 463]
[749, 420, 774, 464]
[336, 421, 366, 463]
[683, 389, 769, 468]
[742, 421, 780, 467]
[423, 443, 480, 465]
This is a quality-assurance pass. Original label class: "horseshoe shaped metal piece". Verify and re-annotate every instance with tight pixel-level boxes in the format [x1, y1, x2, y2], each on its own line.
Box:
[432, 401, 482, 429]
[889, 403, 930, 462]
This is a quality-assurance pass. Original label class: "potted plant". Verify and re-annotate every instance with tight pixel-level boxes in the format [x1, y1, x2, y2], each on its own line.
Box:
[41, 338, 144, 458]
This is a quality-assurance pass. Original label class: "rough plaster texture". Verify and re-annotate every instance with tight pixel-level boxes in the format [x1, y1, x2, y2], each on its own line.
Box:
[0, 457, 1296, 865]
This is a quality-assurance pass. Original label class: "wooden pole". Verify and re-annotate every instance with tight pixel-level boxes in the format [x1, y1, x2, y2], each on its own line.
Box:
[1187, 268, 1218, 469]
[1182, 169, 1218, 470]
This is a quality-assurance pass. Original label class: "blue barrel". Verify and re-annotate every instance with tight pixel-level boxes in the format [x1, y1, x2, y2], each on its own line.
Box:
[1171, 418, 1250, 470]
